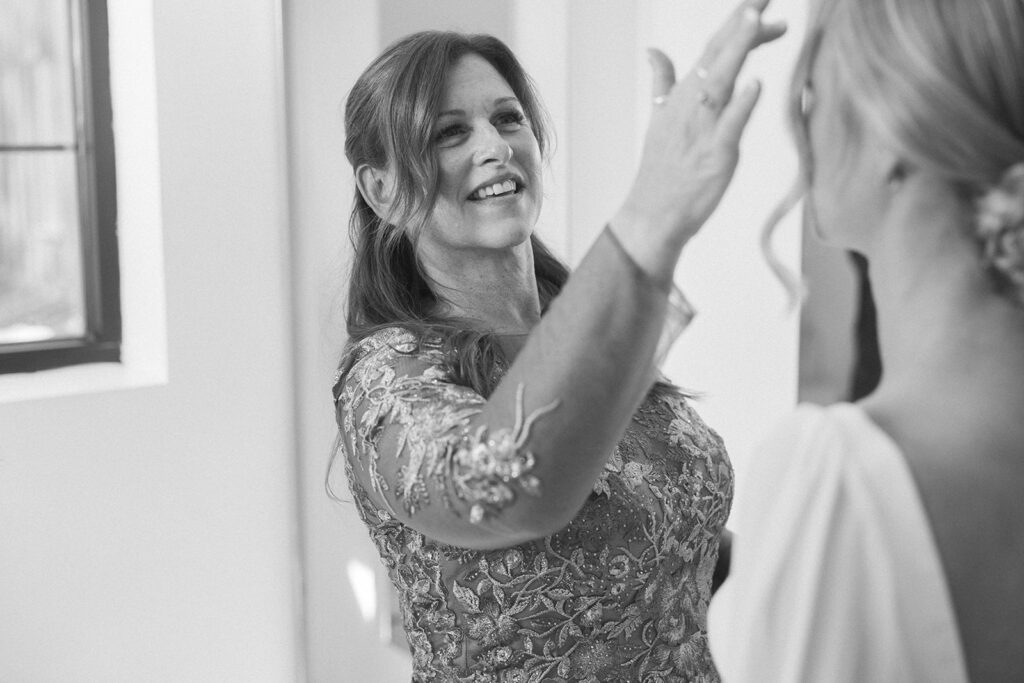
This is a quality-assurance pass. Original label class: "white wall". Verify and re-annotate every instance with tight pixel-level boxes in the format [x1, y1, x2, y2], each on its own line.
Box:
[283, 0, 413, 680]
[0, 1, 302, 680]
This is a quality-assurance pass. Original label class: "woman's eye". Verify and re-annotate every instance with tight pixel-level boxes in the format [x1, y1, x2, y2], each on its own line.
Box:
[495, 111, 525, 129]
[436, 124, 466, 142]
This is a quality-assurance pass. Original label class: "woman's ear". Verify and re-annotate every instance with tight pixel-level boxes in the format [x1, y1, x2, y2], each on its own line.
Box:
[355, 163, 396, 219]
[885, 154, 914, 189]
[886, 161, 907, 187]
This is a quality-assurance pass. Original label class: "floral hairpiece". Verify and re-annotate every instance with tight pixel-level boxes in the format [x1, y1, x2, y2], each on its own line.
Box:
[976, 162, 1024, 301]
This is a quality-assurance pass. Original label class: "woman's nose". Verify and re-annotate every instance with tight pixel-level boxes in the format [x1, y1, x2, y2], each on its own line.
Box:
[471, 125, 513, 166]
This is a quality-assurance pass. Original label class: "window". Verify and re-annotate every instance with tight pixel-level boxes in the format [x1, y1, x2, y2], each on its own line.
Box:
[0, 0, 119, 374]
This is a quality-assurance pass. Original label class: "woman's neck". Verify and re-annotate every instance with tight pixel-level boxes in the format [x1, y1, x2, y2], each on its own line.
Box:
[863, 189, 1024, 409]
[420, 241, 542, 334]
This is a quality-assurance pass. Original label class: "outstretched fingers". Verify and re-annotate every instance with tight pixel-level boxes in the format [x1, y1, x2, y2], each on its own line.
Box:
[698, 1, 786, 114]
[715, 79, 762, 148]
[699, 0, 774, 70]
[710, 7, 785, 82]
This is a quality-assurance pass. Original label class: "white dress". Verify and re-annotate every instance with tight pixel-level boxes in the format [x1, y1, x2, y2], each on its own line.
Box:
[708, 403, 969, 683]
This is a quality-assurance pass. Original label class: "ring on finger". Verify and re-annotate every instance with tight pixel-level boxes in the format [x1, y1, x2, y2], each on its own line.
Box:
[652, 95, 669, 106]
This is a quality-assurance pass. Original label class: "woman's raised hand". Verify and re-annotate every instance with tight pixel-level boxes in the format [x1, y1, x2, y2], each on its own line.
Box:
[611, 0, 786, 282]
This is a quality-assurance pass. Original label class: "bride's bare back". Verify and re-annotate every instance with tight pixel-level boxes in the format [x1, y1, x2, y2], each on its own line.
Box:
[867, 386, 1024, 682]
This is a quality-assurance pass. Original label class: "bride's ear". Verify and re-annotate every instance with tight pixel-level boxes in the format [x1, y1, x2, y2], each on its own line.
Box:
[355, 163, 396, 219]
[886, 159, 910, 188]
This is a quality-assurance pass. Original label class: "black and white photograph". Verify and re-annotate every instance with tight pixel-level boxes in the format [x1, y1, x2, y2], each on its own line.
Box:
[2, 0, 1022, 681]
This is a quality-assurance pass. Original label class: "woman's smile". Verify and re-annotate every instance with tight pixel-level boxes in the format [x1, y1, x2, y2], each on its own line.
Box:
[467, 175, 523, 201]
[417, 53, 543, 254]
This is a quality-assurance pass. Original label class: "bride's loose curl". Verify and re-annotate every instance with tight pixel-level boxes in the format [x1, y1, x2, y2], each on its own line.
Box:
[764, 0, 1024, 307]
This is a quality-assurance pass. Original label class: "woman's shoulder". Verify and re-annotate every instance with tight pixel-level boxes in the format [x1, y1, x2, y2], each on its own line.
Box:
[346, 325, 420, 359]
[333, 326, 446, 397]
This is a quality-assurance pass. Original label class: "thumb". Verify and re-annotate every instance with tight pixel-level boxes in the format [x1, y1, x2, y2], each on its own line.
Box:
[647, 48, 677, 98]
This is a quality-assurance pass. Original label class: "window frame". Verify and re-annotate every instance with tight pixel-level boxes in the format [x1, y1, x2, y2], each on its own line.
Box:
[0, 0, 120, 375]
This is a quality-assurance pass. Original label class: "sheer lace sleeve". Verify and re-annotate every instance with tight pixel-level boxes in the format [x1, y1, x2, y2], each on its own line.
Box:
[336, 329, 559, 530]
[336, 227, 694, 549]
[603, 224, 695, 369]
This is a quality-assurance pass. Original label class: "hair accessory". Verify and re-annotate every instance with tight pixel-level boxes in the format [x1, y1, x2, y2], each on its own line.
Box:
[976, 162, 1024, 300]
[652, 95, 668, 106]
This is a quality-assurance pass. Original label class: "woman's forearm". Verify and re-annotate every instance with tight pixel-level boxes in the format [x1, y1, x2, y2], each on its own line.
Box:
[464, 226, 684, 543]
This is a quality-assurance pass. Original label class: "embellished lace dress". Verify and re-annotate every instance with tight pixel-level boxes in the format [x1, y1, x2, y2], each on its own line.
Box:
[333, 326, 733, 682]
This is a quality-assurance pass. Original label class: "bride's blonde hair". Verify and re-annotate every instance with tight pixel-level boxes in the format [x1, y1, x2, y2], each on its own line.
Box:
[763, 0, 1024, 306]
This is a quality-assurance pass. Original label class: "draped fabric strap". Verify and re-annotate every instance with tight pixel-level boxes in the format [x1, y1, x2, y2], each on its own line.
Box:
[709, 403, 969, 683]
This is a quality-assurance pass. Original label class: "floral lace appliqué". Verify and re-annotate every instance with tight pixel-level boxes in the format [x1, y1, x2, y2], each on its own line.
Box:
[338, 329, 556, 523]
[453, 383, 559, 524]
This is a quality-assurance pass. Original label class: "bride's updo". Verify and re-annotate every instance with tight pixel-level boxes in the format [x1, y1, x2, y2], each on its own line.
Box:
[787, 0, 1024, 305]
[977, 163, 1024, 306]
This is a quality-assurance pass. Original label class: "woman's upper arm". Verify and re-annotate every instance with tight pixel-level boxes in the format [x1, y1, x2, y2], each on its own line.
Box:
[336, 332, 558, 549]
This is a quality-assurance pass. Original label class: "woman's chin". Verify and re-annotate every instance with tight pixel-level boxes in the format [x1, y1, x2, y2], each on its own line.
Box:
[469, 220, 537, 250]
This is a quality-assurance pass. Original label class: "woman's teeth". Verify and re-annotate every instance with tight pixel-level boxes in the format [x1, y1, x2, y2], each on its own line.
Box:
[471, 179, 517, 200]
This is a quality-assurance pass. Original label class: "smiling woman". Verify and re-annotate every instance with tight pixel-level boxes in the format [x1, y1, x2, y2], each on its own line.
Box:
[330, 5, 785, 680]
[387, 55, 545, 300]
[341, 31, 564, 394]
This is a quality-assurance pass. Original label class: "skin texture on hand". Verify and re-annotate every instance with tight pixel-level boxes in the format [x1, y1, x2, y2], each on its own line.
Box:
[611, 0, 787, 283]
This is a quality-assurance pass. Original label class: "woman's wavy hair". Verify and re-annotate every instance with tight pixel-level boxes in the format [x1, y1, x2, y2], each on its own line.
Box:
[341, 31, 568, 395]
[763, 0, 1024, 306]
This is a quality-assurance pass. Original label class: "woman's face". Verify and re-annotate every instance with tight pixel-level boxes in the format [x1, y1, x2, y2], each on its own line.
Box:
[804, 36, 889, 252]
[416, 53, 543, 260]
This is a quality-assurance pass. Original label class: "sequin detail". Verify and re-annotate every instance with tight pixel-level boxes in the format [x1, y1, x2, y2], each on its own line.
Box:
[456, 383, 558, 523]
[334, 327, 733, 682]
